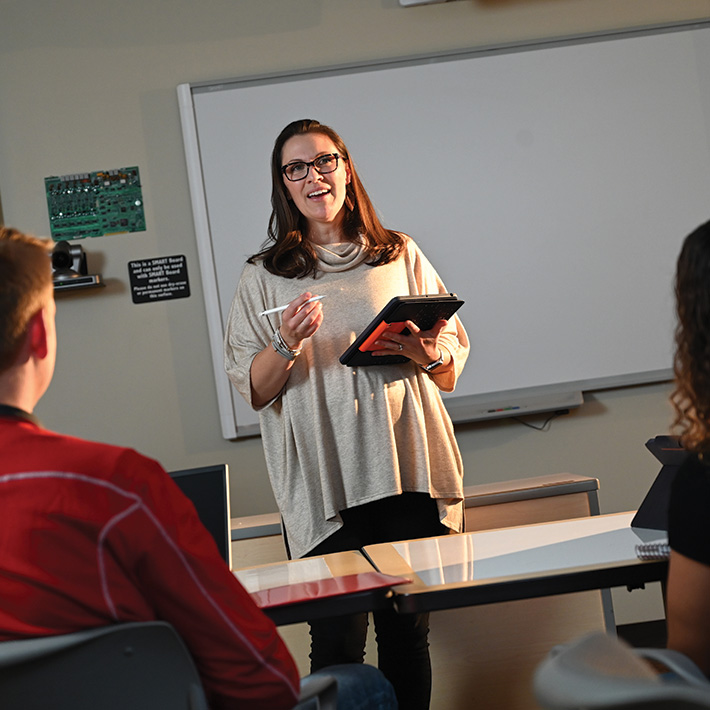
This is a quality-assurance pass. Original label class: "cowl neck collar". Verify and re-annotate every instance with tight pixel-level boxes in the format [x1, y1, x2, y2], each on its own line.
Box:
[313, 240, 368, 273]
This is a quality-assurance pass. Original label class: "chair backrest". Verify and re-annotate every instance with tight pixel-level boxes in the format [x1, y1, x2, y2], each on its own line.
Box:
[534, 632, 710, 710]
[0, 621, 208, 710]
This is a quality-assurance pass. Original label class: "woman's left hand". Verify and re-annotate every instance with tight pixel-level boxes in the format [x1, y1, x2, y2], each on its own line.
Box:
[372, 319, 448, 368]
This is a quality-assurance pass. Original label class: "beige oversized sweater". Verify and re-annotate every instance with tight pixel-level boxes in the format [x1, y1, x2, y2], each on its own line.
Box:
[224, 236, 470, 558]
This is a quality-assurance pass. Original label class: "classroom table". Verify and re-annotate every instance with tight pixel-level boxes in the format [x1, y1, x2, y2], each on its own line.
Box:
[363, 511, 668, 614]
[232, 550, 405, 625]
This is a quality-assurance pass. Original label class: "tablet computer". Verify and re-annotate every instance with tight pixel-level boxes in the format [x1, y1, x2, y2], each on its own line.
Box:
[631, 436, 688, 532]
[339, 293, 464, 367]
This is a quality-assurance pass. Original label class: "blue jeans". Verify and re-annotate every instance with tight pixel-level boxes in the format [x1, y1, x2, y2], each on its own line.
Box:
[300, 664, 398, 710]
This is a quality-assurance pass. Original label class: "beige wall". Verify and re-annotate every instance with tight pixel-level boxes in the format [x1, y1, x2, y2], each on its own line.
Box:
[1, 0, 707, 621]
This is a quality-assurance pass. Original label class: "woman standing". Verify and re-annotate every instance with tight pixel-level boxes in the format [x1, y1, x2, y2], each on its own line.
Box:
[225, 119, 469, 709]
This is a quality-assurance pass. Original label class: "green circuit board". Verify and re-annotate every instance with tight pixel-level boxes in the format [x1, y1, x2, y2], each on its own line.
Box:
[45, 166, 146, 241]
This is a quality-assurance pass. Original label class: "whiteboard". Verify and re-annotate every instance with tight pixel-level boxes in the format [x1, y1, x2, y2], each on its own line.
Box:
[178, 23, 710, 439]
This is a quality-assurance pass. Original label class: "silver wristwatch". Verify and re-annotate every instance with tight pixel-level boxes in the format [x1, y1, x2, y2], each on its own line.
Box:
[420, 349, 444, 372]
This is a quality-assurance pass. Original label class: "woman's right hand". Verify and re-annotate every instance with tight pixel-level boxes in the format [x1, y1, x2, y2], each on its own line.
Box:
[279, 292, 324, 349]
[249, 292, 324, 407]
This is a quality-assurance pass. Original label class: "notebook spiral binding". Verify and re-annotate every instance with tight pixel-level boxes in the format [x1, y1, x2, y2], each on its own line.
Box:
[635, 541, 670, 561]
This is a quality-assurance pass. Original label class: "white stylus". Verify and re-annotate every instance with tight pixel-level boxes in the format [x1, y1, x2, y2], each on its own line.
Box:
[259, 295, 325, 317]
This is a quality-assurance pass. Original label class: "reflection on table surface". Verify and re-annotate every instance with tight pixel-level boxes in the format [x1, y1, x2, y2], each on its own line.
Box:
[371, 512, 663, 588]
[232, 550, 409, 614]
[233, 550, 372, 593]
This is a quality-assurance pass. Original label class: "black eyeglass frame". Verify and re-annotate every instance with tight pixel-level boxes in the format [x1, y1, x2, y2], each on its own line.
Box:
[281, 153, 343, 182]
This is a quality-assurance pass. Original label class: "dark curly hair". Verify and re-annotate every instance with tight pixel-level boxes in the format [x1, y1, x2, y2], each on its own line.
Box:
[248, 119, 405, 279]
[671, 219, 710, 453]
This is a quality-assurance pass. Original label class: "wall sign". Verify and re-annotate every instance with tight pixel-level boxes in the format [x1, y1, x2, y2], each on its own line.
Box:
[128, 255, 190, 304]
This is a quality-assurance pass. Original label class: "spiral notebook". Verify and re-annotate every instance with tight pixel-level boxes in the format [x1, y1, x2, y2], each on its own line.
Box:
[635, 541, 670, 561]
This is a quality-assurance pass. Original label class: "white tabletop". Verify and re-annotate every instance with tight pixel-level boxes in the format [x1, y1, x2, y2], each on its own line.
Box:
[364, 512, 667, 612]
[393, 512, 662, 584]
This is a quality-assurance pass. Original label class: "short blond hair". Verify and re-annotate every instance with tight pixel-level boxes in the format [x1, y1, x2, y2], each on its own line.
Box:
[0, 227, 53, 372]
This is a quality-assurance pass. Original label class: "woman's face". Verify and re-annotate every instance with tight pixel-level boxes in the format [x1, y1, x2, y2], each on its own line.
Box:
[280, 132, 351, 239]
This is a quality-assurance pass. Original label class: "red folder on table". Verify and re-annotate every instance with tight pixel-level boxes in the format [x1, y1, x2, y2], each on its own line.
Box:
[250, 571, 410, 609]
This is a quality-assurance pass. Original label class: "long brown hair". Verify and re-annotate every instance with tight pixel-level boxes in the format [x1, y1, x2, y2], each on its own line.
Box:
[671, 219, 710, 453]
[248, 119, 405, 279]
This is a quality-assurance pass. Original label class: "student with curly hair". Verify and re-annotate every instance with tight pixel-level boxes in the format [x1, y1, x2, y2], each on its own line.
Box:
[667, 218, 710, 676]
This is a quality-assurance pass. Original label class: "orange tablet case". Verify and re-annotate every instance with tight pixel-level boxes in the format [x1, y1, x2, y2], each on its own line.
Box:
[339, 293, 464, 367]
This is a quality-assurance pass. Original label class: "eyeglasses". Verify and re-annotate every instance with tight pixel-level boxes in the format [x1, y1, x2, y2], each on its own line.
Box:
[281, 153, 343, 182]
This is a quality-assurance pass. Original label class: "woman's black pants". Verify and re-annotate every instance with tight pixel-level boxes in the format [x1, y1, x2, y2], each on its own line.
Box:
[305, 493, 450, 710]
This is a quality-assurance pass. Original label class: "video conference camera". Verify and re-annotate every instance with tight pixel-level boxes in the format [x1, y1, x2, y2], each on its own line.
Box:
[51, 241, 103, 291]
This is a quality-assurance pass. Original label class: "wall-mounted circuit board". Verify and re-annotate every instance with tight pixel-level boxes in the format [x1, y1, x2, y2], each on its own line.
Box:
[45, 166, 146, 241]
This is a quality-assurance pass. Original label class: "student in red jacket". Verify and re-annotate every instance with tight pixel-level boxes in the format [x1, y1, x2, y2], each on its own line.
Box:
[0, 226, 396, 710]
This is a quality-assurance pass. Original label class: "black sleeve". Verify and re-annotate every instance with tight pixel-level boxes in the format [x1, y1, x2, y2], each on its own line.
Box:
[669, 453, 710, 565]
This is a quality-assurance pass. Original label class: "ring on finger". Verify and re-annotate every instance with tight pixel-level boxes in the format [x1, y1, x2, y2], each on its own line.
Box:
[397, 343, 403, 351]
